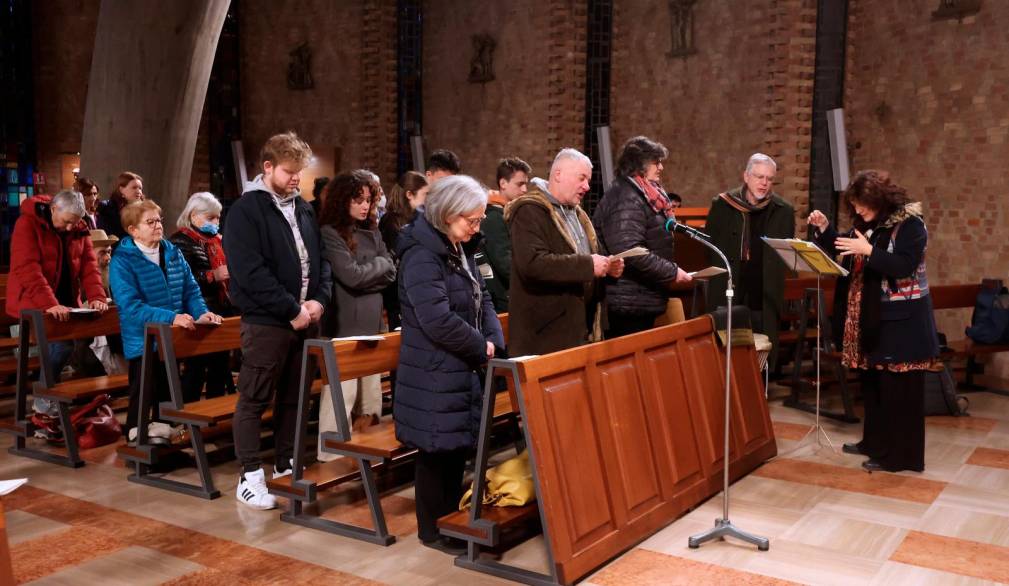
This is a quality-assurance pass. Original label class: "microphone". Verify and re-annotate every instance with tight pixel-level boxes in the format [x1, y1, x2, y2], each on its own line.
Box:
[665, 218, 711, 241]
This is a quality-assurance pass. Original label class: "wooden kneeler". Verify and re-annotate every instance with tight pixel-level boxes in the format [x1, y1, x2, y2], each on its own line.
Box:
[439, 358, 553, 585]
[119, 321, 237, 499]
[283, 337, 403, 546]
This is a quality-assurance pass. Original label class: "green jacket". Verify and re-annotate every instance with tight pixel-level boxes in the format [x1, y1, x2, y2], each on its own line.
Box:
[704, 186, 795, 368]
[480, 203, 511, 313]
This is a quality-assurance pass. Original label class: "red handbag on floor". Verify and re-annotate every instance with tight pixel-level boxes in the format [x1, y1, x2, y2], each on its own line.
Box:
[70, 393, 122, 449]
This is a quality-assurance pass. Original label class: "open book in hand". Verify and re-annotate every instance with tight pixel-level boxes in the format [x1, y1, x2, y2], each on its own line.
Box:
[688, 266, 728, 279]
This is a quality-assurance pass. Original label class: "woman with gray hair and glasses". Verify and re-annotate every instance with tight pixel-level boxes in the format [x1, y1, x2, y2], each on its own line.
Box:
[169, 192, 236, 402]
[392, 175, 505, 554]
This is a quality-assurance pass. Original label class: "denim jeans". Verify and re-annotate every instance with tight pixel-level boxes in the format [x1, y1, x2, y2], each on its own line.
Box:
[33, 341, 74, 416]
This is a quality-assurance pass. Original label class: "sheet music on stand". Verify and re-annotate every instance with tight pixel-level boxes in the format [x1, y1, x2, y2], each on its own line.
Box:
[761, 237, 848, 277]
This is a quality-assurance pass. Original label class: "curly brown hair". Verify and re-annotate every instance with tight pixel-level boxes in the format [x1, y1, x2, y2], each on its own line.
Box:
[843, 170, 910, 229]
[318, 171, 378, 253]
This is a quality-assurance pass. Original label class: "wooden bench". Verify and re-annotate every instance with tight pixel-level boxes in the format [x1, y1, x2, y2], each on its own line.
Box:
[1, 308, 126, 467]
[931, 281, 1009, 394]
[115, 316, 321, 499]
[784, 280, 1009, 422]
[437, 315, 777, 585]
[271, 314, 513, 546]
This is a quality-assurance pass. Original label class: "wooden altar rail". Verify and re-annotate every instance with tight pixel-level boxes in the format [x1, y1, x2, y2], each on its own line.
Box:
[445, 315, 777, 585]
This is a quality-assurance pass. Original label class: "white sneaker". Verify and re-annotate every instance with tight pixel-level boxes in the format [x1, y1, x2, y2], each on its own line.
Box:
[148, 422, 173, 439]
[236, 469, 277, 510]
[272, 458, 295, 480]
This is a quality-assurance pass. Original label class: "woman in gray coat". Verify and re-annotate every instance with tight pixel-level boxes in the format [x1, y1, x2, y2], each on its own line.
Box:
[318, 171, 397, 458]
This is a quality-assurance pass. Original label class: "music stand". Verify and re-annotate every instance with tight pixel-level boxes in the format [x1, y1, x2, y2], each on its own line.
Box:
[763, 238, 848, 452]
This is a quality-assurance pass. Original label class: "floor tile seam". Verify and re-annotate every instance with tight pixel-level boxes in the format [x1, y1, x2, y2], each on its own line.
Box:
[8, 484, 385, 585]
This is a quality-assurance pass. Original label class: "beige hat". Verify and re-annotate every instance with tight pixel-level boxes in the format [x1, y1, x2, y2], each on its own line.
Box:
[89, 229, 119, 248]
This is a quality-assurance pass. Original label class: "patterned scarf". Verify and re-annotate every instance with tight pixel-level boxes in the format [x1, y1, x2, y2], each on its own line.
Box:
[717, 188, 774, 261]
[633, 176, 676, 220]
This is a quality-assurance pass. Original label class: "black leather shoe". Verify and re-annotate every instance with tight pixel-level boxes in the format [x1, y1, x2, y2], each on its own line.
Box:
[842, 443, 864, 456]
[421, 536, 467, 556]
[861, 459, 883, 472]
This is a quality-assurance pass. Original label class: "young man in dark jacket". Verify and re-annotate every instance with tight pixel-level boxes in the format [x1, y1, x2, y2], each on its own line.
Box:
[478, 157, 530, 312]
[223, 132, 332, 510]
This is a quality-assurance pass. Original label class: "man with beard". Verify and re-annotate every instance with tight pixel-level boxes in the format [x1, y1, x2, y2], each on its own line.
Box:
[704, 153, 795, 369]
[224, 132, 332, 510]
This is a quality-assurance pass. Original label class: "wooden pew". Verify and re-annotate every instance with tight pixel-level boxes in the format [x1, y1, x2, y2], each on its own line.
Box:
[931, 281, 1009, 393]
[115, 316, 322, 499]
[439, 315, 777, 585]
[0, 308, 126, 467]
[271, 314, 513, 545]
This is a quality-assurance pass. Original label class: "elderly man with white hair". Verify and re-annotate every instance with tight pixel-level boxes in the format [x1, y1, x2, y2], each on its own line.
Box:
[6, 189, 109, 438]
[704, 153, 796, 370]
[506, 148, 623, 356]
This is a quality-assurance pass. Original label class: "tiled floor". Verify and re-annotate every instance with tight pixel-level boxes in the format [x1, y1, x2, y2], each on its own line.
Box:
[3, 386, 1009, 585]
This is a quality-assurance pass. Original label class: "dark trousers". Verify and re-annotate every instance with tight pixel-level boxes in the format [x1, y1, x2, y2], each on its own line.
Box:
[858, 369, 926, 472]
[233, 321, 316, 472]
[606, 311, 658, 339]
[181, 351, 235, 403]
[414, 449, 468, 542]
[125, 356, 170, 436]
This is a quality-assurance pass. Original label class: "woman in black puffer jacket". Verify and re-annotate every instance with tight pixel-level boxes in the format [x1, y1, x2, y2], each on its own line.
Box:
[592, 136, 692, 338]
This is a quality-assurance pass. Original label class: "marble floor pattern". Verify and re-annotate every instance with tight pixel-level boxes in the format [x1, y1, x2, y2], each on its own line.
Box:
[3, 386, 1009, 584]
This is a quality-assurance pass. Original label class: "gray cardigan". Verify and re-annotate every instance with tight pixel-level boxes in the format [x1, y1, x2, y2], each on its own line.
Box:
[320, 225, 396, 337]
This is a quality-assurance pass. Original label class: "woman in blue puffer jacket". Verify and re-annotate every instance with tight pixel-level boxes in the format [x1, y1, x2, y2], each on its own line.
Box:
[393, 175, 504, 554]
[109, 200, 221, 444]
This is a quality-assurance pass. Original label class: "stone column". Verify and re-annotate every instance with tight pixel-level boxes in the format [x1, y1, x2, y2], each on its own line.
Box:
[80, 0, 230, 225]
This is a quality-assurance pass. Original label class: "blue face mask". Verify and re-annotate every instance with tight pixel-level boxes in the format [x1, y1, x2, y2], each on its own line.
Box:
[197, 223, 219, 236]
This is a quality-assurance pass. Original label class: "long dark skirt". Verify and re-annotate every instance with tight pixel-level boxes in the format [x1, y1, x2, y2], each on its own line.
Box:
[857, 369, 926, 472]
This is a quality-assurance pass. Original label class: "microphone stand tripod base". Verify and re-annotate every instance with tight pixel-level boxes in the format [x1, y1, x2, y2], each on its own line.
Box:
[688, 517, 770, 551]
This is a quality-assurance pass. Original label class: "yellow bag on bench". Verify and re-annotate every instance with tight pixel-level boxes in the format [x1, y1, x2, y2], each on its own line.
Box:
[459, 449, 536, 510]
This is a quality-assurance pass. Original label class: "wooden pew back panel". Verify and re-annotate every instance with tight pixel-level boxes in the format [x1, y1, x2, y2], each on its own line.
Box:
[514, 316, 776, 583]
[28, 308, 121, 343]
[156, 317, 242, 360]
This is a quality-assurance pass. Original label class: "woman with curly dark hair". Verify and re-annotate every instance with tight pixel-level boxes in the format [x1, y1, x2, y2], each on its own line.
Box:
[809, 170, 940, 473]
[592, 136, 692, 337]
[317, 171, 396, 452]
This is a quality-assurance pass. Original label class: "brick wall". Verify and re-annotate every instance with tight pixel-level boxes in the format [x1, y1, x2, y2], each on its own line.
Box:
[240, 0, 397, 187]
[844, 1, 1009, 373]
[611, 0, 815, 234]
[31, 0, 99, 192]
[422, 0, 587, 186]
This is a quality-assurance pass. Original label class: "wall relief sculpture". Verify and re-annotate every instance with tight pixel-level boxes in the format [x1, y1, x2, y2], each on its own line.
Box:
[468, 34, 496, 83]
[288, 42, 314, 90]
[668, 0, 698, 58]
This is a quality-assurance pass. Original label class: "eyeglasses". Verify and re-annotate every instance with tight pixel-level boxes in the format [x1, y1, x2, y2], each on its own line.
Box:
[142, 217, 164, 227]
[460, 215, 486, 229]
[748, 172, 775, 183]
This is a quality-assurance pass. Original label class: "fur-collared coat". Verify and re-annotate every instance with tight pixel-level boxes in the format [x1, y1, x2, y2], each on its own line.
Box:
[505, 186, 603, 356]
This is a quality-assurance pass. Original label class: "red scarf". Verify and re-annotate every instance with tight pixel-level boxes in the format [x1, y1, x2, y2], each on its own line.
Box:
[633, 176, 676, 220]
[181, 227, 229, 306]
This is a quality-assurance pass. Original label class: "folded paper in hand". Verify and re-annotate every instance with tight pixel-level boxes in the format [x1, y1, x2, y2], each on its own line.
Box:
[613, 246, 649, 260]
[689, 266, 728, 279]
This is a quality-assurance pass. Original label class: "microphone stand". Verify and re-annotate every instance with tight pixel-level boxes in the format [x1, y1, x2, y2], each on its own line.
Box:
[671, 221, 769, 552]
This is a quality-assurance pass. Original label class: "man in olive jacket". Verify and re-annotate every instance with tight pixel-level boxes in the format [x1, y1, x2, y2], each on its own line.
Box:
[479, 157, 530, 312]
[705, 153, 795, 369]
[506, 149, 623, 356]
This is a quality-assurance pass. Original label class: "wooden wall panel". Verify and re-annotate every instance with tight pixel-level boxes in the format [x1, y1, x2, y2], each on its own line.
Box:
[515, 316, 777, 584]
[595, 357, 663, 520]
[640, 344, 707, 505]
[538, 370, 616, 557]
